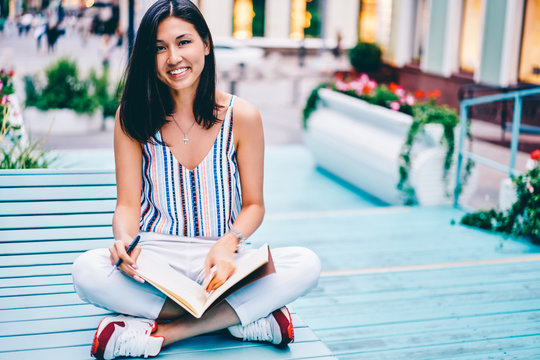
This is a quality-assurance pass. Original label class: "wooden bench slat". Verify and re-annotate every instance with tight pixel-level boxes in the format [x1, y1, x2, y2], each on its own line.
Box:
[0, 264, 73, 278]
[0, 186, 116, 201]
[0, 252, 84, 267]
[0, 171, 115, 187]
[0, 274, 72, 288]
[0, 200, 116, 215]
[0, 226, 113, 242]
[0, 213, 114, 230]
[0, 284, 74, 297]
[0, 329, 95, 353]
[0, 344, 92, 360]
[0, 239, 110, 256]
[0, 303, 108, 322]
[0, 292, 82, 310]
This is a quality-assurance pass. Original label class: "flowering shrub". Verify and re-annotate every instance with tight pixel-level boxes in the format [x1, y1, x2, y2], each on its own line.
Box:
[1, 69, 53, 169]
[303, 73, 473, 204]
[0, 69, 15, 126]
[303, 73, 442, 127]
[461, 150, 540, 244]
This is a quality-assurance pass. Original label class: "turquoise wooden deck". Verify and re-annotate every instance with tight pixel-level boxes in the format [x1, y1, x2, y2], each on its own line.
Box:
[2, 144, 540, 359]
[260, 146, 540, 359]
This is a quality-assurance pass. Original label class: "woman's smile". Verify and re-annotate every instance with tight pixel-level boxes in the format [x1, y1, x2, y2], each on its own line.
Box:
[168, 66, 191, 78]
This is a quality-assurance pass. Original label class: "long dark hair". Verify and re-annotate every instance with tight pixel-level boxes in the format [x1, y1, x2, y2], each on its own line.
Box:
[119, 0, 222, 143]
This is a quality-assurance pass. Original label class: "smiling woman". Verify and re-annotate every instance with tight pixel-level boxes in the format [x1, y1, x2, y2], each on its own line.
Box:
[70, 1, 321, 359]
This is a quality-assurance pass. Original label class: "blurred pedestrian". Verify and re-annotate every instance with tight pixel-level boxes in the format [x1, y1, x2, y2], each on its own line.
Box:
[332, 31, 342, 59]
[46, 23, 64, 53]
[33, 14, 47, 51]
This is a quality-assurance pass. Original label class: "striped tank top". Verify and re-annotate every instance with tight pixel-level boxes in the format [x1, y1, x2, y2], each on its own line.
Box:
[139, 95, 241, 237]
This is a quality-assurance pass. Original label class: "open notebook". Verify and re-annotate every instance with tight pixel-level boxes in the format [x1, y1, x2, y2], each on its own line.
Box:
[135, 244, 275, 318]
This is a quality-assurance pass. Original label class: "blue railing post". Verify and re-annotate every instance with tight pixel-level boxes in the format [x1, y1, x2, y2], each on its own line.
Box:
[508, 95, 523, 177]
[454, 103, 469, 207]
[453, 86, 540, 208]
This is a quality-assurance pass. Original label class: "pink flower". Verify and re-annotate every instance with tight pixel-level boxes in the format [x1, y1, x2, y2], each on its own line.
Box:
[335, 80, 351, 92]
[350, 79, 364, 91]
[405, 94, 415, 105]
[526, 182, 534, 194]
[367, 80, 377, 90]
[1, 95, 8, 105]
[395, 87, 405, 97]
[390, 101, 400, 111]
[0, 80, 3, 93]
[359, 73, 370, 83]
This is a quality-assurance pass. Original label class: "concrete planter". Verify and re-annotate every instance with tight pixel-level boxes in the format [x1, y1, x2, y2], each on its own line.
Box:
[304, 88, 477, 206]
[22, 107, 102, 136]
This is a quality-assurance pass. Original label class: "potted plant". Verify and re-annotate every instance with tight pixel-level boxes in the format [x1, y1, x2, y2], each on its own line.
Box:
[461, 150, 540, 244]
[23, 58, 101, 136]
[348, 42, 382, 75]
[303, 72, 476, 206]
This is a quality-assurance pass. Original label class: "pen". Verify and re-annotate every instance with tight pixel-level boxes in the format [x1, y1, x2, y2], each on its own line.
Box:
[107, 235, 141, 277]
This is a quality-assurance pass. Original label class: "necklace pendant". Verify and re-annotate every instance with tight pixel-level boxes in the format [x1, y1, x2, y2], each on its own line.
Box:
[183, 135, 189, 144]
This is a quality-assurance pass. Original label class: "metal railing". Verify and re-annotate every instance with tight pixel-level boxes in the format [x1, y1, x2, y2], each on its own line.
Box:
[454, 87, 540, 207]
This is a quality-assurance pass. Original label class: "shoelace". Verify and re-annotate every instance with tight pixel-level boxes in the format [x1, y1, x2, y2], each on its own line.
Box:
[113, 321, 153, 357]
[239, 317, 273, 342]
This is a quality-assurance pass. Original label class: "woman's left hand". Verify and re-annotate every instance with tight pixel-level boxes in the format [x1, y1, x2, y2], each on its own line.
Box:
[204, 235, 238, 291]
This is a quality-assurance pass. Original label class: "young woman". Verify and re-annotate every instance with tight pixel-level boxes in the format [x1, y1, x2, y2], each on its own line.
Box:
[71, 1, 321, 359]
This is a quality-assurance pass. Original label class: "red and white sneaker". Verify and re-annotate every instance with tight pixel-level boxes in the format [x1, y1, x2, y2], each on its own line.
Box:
[91, 315, 164, 360]
[228, 306, 294, 347]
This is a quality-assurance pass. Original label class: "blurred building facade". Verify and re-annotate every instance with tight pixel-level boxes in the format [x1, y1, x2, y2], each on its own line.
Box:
[4, 0, 539, 94]
[190, 0, 539, 128]
[186, 1, 539, 88]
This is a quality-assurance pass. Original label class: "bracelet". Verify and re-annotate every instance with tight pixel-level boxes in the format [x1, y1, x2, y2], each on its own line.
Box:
[228, 227, 245, 243]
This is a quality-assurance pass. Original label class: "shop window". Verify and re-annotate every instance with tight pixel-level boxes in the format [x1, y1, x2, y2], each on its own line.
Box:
[290, 0, 321, 40]
[233, 0, 265, 38]
[233, 0, 254, 39]
[519, 0, 540, 84]
[459, 0, 482, 73]
[358, 0, 392, 52]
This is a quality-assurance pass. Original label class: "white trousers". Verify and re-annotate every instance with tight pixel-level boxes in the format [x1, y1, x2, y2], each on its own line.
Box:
[72, 232, 321, 325]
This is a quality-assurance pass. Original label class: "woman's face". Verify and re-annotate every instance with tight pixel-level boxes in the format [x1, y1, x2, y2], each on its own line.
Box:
[155, 16, 209, 94]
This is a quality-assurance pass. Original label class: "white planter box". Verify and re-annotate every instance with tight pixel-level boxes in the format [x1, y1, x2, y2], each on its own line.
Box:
[22, 107, 102, 136]
[304, 88, 477, 206]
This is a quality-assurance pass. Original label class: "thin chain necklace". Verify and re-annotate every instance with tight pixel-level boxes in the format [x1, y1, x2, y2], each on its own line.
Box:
[171, 114, 197, 144]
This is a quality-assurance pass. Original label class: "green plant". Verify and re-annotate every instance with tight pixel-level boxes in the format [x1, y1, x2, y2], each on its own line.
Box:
[24, 58, 98, 114]
[89, 68, 124, 119]
[348, 42, 382, 74]
[302, 83, 328, 129]
[397, 101, 464, 205]
[1, 69, 54, 169]
[461, 151, 540, 244]
[0, 129, 54, 169]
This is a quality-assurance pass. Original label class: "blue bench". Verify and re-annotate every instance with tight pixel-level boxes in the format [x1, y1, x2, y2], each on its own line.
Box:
[0, 169, 335, 360]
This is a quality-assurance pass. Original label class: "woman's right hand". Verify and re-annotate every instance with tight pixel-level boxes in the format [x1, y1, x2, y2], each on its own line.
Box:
[108, 239, 144, 283]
